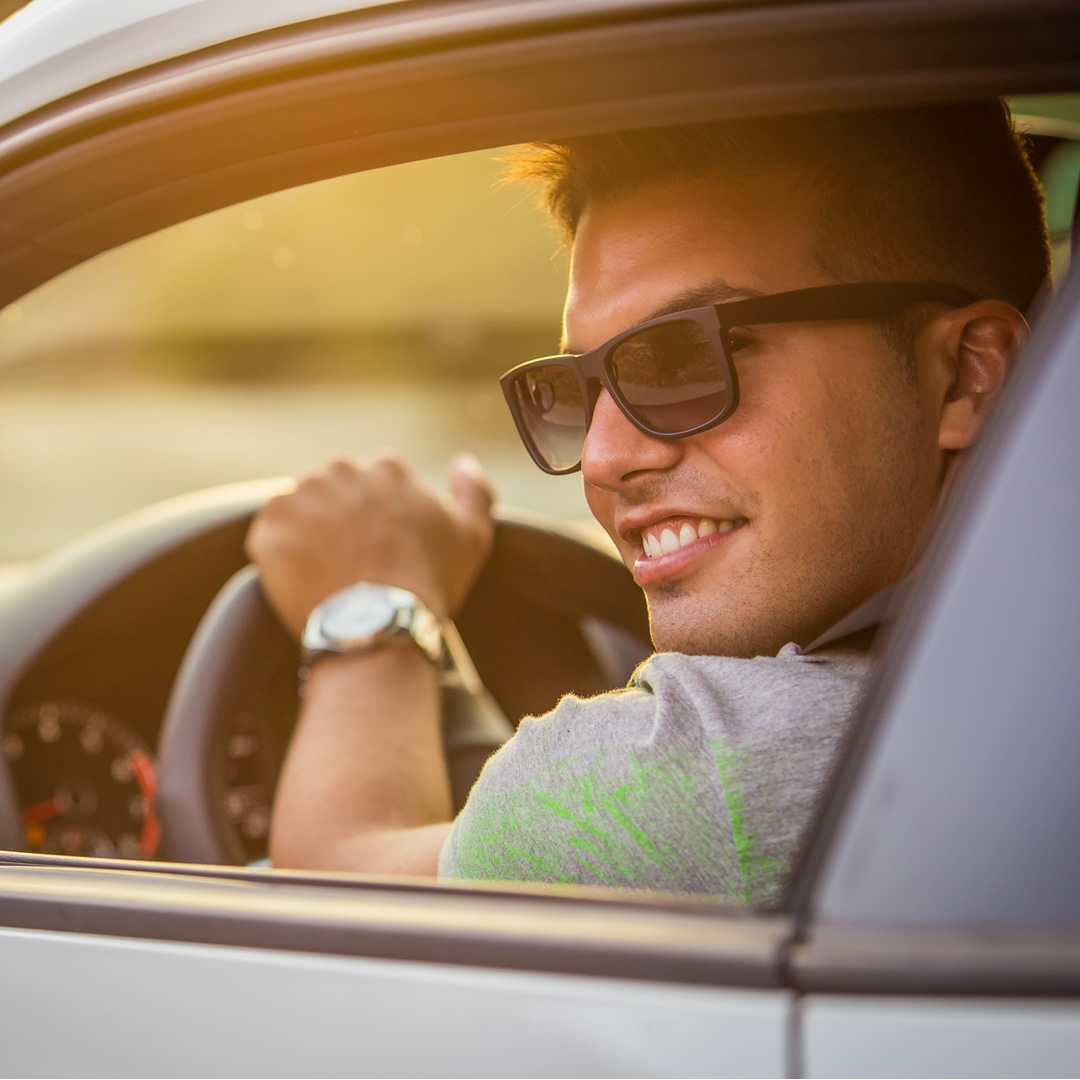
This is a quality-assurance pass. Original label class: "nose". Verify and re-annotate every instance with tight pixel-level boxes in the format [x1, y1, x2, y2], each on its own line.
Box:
[580, 388, 683, 489]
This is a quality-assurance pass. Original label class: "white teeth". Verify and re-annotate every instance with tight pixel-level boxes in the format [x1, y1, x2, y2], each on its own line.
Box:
[641, 517, 743, 558]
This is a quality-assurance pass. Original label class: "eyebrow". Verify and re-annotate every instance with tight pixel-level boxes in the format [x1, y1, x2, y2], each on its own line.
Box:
[560, 279, 764, 354]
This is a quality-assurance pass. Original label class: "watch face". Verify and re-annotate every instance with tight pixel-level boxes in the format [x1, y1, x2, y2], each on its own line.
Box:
[320, 584, 399, 644]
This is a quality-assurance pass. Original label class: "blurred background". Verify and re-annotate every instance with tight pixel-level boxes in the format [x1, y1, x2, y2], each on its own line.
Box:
[0, 147, 593, 561]
[0, 95, 1076, 565]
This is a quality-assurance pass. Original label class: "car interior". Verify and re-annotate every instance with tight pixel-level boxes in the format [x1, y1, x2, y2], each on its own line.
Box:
[0, 144, 665, 867]
[0, 91, 1076, 879]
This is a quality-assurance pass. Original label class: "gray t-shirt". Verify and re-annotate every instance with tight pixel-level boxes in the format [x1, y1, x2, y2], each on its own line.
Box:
[438, 644, 871, 904]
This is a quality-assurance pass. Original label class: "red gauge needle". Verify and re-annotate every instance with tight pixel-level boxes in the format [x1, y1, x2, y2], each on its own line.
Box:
[21, 795, 67, 826]
[130, 750, 161, 859]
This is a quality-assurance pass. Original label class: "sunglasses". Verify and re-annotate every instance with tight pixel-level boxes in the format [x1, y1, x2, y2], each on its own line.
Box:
[500, 281, 978, 475]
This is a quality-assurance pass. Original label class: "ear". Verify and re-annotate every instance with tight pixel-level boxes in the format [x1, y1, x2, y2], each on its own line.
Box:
[931, 300, 1028, 452]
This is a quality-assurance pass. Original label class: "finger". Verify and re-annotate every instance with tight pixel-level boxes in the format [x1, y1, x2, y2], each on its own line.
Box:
[447, 452, 495, 524]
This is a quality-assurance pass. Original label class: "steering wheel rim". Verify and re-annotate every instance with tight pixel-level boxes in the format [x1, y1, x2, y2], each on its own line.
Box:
[156, 565, 514, 866]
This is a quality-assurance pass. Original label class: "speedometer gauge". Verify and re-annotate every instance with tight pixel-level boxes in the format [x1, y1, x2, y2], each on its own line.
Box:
[2, 701, 161, 859]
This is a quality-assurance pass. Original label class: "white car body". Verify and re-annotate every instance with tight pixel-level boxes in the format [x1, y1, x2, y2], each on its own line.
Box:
[0, 0, 403, 127]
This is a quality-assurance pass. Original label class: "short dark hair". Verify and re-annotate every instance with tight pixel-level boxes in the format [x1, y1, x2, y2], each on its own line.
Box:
[509, 103, 1050, 315]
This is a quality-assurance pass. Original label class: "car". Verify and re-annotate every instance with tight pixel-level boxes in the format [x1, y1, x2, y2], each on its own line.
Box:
[0, 0, 1078, 1075]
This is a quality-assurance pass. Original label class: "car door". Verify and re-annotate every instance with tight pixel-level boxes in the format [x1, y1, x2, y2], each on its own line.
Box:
[0, 857, 795, 1076]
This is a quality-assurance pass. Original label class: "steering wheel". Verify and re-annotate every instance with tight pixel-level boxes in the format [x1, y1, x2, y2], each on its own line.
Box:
[155, 515, 651, 866]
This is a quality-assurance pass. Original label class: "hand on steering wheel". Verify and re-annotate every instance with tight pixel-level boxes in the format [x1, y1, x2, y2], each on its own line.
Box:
[158, 452, 506, 866]
[156, 565, 513, 865]
[248, 452, 495, 634]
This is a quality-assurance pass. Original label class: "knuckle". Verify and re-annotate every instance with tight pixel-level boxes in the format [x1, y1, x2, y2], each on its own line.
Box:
[326, 454, 357, 477]
[294, 469, 325, 495]
[370, 450, 409, 478]
[256, 492, 293, 525]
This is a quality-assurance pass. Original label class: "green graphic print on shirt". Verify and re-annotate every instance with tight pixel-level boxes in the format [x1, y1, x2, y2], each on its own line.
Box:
[442, 735, 775, 901]
[438, 649, 869, 901]
[712, 742, 775, 902]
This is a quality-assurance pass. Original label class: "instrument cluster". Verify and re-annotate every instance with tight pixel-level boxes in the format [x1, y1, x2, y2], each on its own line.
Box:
[3, 698, 277, 863]
[4, 700, 160, 859]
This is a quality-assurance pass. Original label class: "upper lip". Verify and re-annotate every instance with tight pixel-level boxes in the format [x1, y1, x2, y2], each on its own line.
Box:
[616, 505, 744, 544]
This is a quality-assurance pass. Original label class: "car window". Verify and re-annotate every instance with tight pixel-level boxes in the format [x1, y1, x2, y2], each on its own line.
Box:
[1, 106, 1073, 571]
[0, 147, 592, 565]
[1012, 93, 1080, 276]
[1, 101, 1077, 909]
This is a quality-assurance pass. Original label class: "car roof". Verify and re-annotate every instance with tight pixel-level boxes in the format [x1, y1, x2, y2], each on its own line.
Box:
[0, 0, 410, 129]
[0, 0, 724, 132]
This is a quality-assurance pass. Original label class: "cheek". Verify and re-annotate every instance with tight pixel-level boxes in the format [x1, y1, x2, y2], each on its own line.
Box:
[714, 338, 893, 521]
[699, 357, 828, 500]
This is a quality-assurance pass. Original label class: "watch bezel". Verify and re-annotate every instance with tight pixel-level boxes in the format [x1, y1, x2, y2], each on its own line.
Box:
[300, 582, 445, 665]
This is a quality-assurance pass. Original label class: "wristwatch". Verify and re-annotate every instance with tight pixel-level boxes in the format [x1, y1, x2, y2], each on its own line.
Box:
[300, 582, 446, 670]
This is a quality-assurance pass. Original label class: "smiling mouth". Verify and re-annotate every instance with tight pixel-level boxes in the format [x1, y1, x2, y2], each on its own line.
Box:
[638, 516, 747, 559]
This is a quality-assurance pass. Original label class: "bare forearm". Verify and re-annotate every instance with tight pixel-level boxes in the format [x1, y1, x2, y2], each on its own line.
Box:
[250, 452, 494, 876]
[269, 645, 453, 874]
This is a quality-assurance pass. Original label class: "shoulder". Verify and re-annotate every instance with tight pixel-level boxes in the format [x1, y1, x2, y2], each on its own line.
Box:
[631, 646, 872, 729]
[470, 644, 872, 779]
[635, 643, 873, 687]
[437, 645, 872, 892]
[438, 676, 736, 892]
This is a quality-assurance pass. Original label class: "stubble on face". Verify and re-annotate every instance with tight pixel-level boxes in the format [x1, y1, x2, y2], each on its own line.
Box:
[569, 177, 947, 658]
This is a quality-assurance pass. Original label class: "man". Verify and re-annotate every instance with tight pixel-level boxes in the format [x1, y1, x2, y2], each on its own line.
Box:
[249, 103, 1047, 901]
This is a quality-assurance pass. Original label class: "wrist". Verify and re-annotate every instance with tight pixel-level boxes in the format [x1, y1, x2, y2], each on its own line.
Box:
[297, 645, 440, 739]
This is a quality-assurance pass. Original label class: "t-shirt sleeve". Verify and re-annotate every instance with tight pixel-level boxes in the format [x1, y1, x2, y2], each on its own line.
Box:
[437, 669, 745, 898]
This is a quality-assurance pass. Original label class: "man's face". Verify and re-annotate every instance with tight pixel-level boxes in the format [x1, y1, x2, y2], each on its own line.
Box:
[565, 175, 947, 657]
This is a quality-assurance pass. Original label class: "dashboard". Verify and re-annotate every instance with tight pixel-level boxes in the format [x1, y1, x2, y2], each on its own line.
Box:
[0, 501, 279, 861]
[0, 486, 651, 865]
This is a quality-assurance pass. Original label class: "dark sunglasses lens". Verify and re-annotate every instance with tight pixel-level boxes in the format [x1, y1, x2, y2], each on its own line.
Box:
[610, 319, 729, 433]
[511, 363, 586, 471]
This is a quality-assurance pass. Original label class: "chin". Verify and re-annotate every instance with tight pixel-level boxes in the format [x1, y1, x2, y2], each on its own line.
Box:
[648, 608, 730, 657]
[647, 592, 774, 659]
